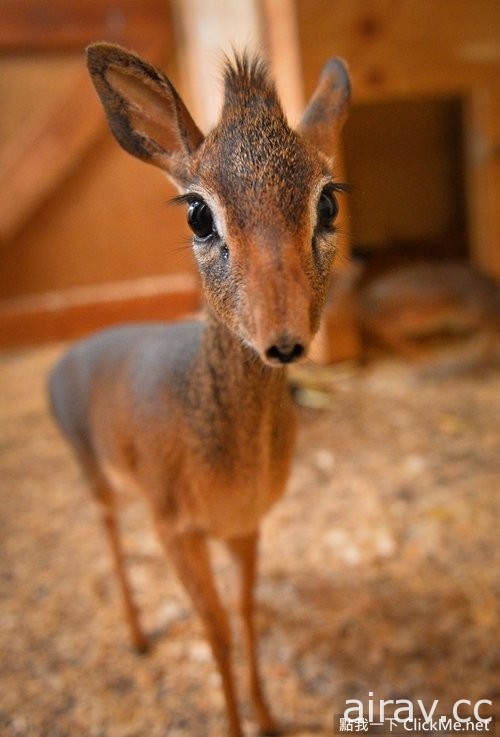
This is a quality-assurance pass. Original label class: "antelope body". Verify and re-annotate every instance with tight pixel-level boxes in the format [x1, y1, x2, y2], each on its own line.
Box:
[49, 44, 350, 736]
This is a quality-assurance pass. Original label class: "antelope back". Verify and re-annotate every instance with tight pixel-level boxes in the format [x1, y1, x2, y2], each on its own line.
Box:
[87, 44, 350, 365]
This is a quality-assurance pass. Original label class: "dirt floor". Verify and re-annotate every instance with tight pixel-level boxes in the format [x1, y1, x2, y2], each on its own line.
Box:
[0, 344, 499, 737]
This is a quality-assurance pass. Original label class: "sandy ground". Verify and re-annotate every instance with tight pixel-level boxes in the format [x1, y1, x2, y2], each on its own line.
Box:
[0, 344, 499, 737]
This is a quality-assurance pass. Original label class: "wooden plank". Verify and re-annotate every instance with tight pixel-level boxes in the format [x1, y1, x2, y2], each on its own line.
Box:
[171, 0, 263, 130]
[296, 0, 500, 103]
[260, 0, 359, 363]
[0, 134, 194, 299]
[297, 0, 500, 279]
[0, 0, 171, 54]
[0, 274, 201, 348]
[260, 0, 304, 123]
[0, 0, 174, 243]
[0, 66, 104, 243]
[465, 86, 500, 280]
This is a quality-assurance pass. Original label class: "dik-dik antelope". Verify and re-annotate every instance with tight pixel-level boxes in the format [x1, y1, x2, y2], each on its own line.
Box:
[49, 43, 350, 736]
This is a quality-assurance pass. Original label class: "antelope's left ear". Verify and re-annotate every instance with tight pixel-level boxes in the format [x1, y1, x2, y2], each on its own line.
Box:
[297, 58, 351, 156]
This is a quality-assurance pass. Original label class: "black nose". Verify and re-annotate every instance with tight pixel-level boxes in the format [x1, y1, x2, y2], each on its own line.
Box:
[265, 340, 305, 365]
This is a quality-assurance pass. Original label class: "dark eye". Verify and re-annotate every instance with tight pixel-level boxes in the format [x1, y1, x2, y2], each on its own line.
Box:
[317, 186, 339, 229]
[187, 200, 217, 240]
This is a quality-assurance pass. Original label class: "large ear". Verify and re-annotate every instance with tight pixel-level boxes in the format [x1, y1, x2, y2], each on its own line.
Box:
[297, 58, 350, 156]
[86, 43, 204, 188]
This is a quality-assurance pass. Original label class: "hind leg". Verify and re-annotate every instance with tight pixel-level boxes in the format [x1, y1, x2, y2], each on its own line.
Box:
[92, 475, 148, 652]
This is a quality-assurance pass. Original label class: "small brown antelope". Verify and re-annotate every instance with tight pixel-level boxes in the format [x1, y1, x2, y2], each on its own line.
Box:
[49, 43, 350, 736]
[355, 260, 500, 366]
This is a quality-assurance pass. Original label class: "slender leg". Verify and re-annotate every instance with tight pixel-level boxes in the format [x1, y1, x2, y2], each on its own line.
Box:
[78, 456, 148, 652]
[156, 524, 243, 737]
[227, 533, 279, 736]
[100, 502, 149, 652]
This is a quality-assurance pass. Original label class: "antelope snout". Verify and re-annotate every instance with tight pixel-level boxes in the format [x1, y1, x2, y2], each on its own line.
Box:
[265, 334, 306, 365]
[247, 246, 313, 366]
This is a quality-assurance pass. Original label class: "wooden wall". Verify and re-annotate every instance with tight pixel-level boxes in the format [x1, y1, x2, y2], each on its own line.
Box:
[0, 133, 193, 298]
[0, 0, 199, 347]
[296, 0, 500, 279]
[342, 96, 467, 253]
[1, 0, 499, 353]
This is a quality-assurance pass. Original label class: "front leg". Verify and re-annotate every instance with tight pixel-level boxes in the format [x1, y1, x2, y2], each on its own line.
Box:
[227, 533, 280, 736]
[155, 524, 243, 737]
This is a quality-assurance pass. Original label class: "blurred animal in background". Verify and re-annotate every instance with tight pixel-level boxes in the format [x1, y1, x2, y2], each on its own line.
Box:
[328, 258, 500, 373]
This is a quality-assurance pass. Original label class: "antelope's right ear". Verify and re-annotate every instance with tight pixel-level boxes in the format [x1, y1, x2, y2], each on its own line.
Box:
[86, 43, 204, 188]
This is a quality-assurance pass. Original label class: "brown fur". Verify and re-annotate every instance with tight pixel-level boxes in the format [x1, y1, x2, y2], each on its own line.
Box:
[354, 260, 500, 366]
[49, 44, 350, 737]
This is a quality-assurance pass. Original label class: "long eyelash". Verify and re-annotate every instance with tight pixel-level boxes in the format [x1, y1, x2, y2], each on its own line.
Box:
[166, 193, 201, 208]
[331, 182, 351, 194]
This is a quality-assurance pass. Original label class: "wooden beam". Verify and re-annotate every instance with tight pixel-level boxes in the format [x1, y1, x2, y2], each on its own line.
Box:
[0, 0, 174, 243]
[0, 274, 202, 348]
[171, 0, 263, 131]
[0, 0, 172, 54]
[0, 66, 105, 243]
[260, 0, 305, 124]
[465, 87, 500, 280]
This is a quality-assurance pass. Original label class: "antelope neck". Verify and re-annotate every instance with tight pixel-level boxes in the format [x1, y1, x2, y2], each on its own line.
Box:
[199, 308, 287, 390]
